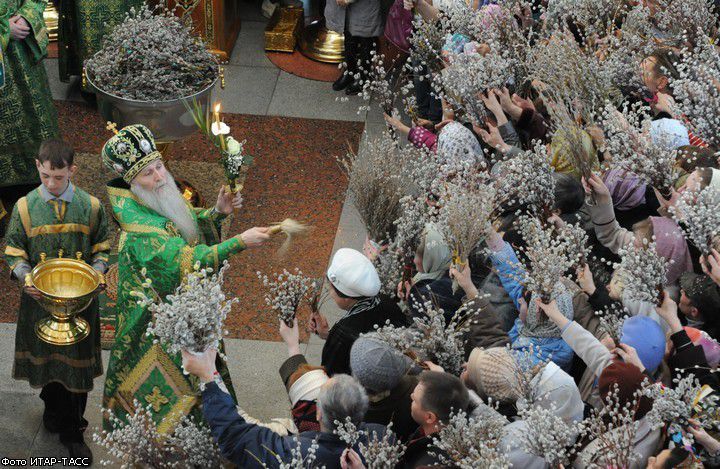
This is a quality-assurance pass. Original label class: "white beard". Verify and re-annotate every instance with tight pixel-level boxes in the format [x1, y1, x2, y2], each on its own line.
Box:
[131, 173, 199, 243]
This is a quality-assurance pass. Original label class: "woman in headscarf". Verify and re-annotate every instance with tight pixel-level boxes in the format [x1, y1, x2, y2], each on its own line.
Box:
[398, 224, 465, 321]
[602, 168, 661, 230]
[584, 173, 693, 292]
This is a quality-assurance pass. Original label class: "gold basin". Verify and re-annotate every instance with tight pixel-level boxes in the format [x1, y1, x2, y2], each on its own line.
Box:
[27, 254, 103, 345]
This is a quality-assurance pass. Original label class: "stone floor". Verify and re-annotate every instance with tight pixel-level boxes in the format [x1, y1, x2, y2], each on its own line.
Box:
[0, 0, 387, 465]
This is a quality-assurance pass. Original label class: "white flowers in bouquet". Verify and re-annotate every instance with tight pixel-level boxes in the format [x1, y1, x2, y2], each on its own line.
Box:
[356, 50, 398, 114]
[602, 102, 679, 195]
[517, 402, 580, 467]
[432, 52, 514, 123]
[431, 410, 509, 469]
[671, 37, 720, 148]
[616, 240, 668, 305]
[257, 268, 318, 326]
[514, 216, 589, 301]
[358, 424, 407, 469]
[334, 416, 363, 448]
[138, 261, 237, 356]
[93, 401, 221, 468]
[596, 303, 630, 345]
[409, 298, 472, 376]
[671, 185, 720, 256]
[492, 142, 555, 216]
[643, 375, 720, 439]
[372, 246, 406, 297]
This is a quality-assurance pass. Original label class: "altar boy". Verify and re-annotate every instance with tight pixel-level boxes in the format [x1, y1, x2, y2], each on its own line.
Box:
[4, 138, 110, 462]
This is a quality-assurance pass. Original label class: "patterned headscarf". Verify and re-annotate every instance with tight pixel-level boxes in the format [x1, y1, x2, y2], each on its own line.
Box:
[436, 122, 484, 170]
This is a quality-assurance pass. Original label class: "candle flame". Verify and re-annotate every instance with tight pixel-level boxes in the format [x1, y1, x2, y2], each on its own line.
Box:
[214, 103, 221, 113]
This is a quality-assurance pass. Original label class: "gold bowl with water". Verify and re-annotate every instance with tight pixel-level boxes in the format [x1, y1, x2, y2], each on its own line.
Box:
[26, 252, 104, 345]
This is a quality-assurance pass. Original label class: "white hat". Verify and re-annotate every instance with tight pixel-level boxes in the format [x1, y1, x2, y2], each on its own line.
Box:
[327, 248, 381, 298]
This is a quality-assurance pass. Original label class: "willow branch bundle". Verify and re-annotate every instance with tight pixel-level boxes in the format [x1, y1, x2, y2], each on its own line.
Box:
[257, 269, 318, 326]
[671, 186, 720, 256]
[93, 401, 221, 468]
[529, 34, 622, 123]
[492, 142, 556, 219]
[643, 375, 720, 439]
[616, 240, 668, 306]
[339, 133, 407, 243]
[517, 402, 580, 467]
[601, 102, 679, 196]
[431, 410, 509, 469]
[435, 180, 496, 266]
[576, 385, 645, 468]
[514, 216, 589, 301]
[432, 52, 515, 124]
[268, 219, 312, 258]
[545, 97, 598, 181]
[671, 37, 720, 148]
[357, 50, 405, 116]
[409, 298, 471, 375]
[596, 303, 629, 345]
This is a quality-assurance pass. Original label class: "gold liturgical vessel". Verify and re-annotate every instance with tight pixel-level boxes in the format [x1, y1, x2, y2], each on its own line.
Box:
[26, 251, 104, 345]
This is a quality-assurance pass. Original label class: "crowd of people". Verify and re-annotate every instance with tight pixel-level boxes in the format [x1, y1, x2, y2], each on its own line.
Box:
[3, 0, 720, 467]
[183, 0, 720, 467]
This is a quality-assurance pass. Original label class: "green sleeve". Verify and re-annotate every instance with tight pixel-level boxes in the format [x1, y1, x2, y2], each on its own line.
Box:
[125, 233, 246, 287]
[3, 203, 30, 273]
[182, 236, 246, 273]
[90, 203, 111, 263]
[0, 17, 9, 51]
[16, 0, 48, 62]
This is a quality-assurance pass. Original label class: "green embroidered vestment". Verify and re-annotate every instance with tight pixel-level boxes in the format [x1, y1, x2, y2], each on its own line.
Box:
[103, 179, 241, 433]
[4, 186, 110, 392]
[0, 0, 59, 187]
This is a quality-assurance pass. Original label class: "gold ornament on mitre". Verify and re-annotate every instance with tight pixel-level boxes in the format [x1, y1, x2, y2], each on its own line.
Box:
[26, 251, 105, 345]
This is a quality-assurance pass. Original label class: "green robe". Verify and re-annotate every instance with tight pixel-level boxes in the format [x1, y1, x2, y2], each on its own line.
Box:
[58, 0, 144, 86]
[0, 0, 59, 187]
[103, 179, 241, 433]
[4, 185, 111, 392]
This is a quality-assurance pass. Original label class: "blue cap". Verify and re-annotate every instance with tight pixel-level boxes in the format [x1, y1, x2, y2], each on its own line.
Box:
[620, 316, 666, 373]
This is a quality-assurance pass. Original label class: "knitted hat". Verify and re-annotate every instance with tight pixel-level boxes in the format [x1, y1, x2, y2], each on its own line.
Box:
[680, 272, 720, 319]
[620, 316, 666, 373]
[327, 248, 381, 298]
[102, 124, 163, 184]
[350, 336, 412, 394]
[598, 361, 653, 420]
[466, 347, 520, 403]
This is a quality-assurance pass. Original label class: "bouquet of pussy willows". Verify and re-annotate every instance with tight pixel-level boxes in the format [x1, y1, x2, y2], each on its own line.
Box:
[187, 100, 254, 194]
[132, 261, 237, 357]
[94, 401, 221, 468]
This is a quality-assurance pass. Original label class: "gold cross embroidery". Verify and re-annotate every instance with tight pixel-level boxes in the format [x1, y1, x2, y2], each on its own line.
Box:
[144, 386, 170, 412]
[106, 121, 119, 135]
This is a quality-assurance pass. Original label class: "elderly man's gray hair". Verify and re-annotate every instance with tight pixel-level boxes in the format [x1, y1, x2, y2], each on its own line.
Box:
[317, 374, 369, 432]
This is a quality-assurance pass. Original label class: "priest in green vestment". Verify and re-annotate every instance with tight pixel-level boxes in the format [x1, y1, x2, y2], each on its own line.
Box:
[4, 139, 110, 461]
[101, 124, 271, 433]
[58, 0, 144, 89]
[0, 0, 59, 188]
